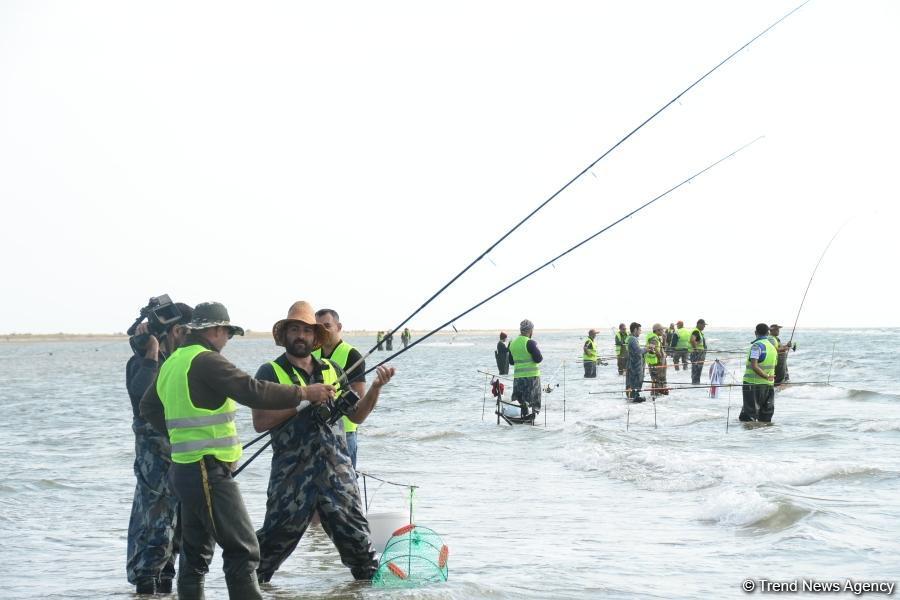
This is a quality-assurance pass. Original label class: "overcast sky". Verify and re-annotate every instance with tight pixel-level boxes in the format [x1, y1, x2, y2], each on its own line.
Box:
[1, 0, 898, 335]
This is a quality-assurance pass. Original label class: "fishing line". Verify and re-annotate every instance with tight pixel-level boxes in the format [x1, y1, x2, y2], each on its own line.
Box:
[788, 219, 850, 345]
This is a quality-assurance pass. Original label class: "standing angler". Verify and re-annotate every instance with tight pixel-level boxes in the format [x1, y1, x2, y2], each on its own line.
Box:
[140, 302, 314, 600]
[495, 331, 510, 375]
[615, 323, 629, 376]
[689, 319, 707, 385]
[672, 320, 691, 372]
[509, 319, 543, 418]
[583, 328, 599, 378]
[768, 323, 792, 385]
[739, 323, 777, 422]
[401, 327, 411, 349]
[646, 323, 668, 399]
[312, 307, 369, 468]
[625, 322, 647, 402]
[253, 301, 394, 584]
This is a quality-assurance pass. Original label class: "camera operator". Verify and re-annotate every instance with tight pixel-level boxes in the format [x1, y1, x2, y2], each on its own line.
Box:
[251, 301, 395, 584]
[125, 300, 193, 595]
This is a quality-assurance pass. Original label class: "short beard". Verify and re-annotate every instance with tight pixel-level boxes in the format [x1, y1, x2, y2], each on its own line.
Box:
[286, 338, 311, 359]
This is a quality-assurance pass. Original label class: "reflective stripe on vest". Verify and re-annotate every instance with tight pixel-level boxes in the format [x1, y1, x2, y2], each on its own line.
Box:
[645, 332, 660, 366]
[675, 327, 692, 350]
[582, 338, 597, 361]
[743, 338, 777, 385]
[615, 331, 627, 356]
[691, 328, 706, 351]
[510, 335, 540, 379]
[158, 344, 241, 464]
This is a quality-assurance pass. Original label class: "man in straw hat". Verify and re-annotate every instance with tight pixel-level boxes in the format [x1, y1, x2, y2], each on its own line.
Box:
[140, 301, 326, 600]
[252, 301, 395, 583]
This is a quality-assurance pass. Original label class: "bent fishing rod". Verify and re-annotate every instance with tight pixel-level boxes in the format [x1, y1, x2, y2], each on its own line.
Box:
[234, 140, 760, 475]
[787, 220, 849, 345]
[342, 0, 810, 376]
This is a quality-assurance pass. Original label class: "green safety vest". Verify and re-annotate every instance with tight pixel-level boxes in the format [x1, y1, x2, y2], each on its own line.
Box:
[510, 335, 540, 379]
[615, 331, 628, 356]
[269, 356, 345, 429]
[158, 344, 241, 464]
[312, 342, 357, 433]
[582, 337, 597, 361]
[691, 328, 706, 351]
[675, 327, 692, 350]
[743, 338, 777, 385]
[645, 332, 660, 366]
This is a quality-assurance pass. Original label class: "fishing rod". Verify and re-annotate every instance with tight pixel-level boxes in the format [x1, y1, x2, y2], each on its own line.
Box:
[342, 0, 810, 378]
[236, 139, 760, 473]
[367, 139, 761, 376]
[235, 0, 809, 467]
[787, 220, 850, 345]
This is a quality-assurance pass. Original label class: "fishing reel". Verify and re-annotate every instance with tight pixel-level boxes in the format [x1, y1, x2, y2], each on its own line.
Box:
[312, 388, 361, 427]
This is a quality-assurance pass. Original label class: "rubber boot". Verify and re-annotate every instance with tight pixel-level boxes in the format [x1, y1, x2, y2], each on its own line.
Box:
[135, 577, 155, 594]
[177, 577, 205, 600]
[226, 573, 263, 600]
[156, 576, 173, 594]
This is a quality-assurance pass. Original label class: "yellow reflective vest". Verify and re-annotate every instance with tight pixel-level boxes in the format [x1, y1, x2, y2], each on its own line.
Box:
[158, 344, 241, 464]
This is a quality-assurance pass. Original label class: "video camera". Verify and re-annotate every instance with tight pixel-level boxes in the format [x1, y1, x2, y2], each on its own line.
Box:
[311, 388, 361, 428]
[127, 294, 183, 354]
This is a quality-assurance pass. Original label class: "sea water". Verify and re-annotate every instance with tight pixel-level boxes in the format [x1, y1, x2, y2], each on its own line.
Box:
[1, 329, 898, 598]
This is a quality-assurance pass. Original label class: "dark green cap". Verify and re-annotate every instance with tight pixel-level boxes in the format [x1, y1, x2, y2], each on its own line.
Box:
[187, 302, 245, 336]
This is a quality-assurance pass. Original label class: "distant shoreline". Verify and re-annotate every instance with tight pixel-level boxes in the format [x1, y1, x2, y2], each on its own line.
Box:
[0, 330, 498, 343]
[0, 326, 883, 343]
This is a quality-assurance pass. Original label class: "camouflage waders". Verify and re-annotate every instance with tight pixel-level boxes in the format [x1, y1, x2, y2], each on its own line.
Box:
[256, 418, 377, 582]
[127, 419, 179, 587]
[648, 364, 668, 398]
[511, 376, 542, 418]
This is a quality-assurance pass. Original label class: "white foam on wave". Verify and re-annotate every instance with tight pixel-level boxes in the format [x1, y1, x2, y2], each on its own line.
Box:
[562, 433, 880, 494]
[697, 488, 778, 526]
[853, 419, 900, 433]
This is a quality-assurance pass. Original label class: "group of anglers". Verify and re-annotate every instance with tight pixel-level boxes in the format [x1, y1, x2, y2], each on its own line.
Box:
[493, 318, 793, 424]
[583, 319, 793, 421]
[375, 328, 411, 351]
[126, 300, 394, 599]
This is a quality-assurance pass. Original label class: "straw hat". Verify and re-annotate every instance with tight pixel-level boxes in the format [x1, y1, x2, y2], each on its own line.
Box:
[272, 301, 325, 348]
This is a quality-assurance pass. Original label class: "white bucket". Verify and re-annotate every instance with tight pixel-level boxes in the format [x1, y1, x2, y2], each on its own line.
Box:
[367, 511, 409, 554]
